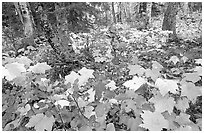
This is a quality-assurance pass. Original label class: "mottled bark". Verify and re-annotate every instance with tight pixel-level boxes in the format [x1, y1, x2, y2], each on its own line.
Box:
[162, 2, 178, 39]
[146, 2, 152, 28]
[18, 2, 34, 37]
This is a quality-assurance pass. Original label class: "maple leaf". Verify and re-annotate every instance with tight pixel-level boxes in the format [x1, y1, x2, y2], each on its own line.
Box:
[29, 62, 51, 74]
[54, 100, 70, 108]
[2, 66, 12, 80]
[65, 71, 80, 85]
[105, 80, 117, 91]
[145, 68, 161, 81]
[92, 49, 101, 57]
[168, 56, 180, 65]
[149, 94, 175, 113]
[155, 78, 178, 96]
[121, 99, 142, 117]
[180, 56, 188, 63]
[175, 126, 194, 131]
[125, 89, 138, 98]
[86, 88, 95, 102]
[175, 97, 189, 112]
[123, 76, 146, 91]
[95, 114, 106, 130]
[191, 66, 202, 76]
[106, 123, 115, 131]
[109, 99, 118, 104]
[182, 72, 201, 83]
[94, 56, 107, 62]
[162, 111, 179, 130]
[131, 56, 139, 64]
[84, 106, 95, 119]
[180, 82, 202, 103]
[78, 67, 94, 79]
[195, 58, 202, 65]
[17, 104, 31, 116]
[65, 67, 94, 86]
[103, 90, 115, 99]
[4, 62, 26, 81]
[152, 61, 163, 70]
[25, 113, 55, 131]
[77, 97, 88, 108]
[128, 64, 146, 76]
[50, 94, 67, 101]
[79, 125, 92, 131]
[16, 56, 33, 68]
[95, 103, 110, 118]
[140, 110, 169, 131]
[127, 117, 143, 131]
[174, 113, 192, 125]
[121, 99, 136, 112]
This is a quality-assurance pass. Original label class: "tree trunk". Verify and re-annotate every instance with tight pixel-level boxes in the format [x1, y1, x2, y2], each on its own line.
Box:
[139, 2, 147, 14]
[182, 2, 189, 16]
[18, 2, 34, 37]
[146, 2, 152, 28]
[118, 2, 122, 23]
[162, 2, 178, 40]
[111, 2, 116, 24]
[125, 2, 131, 22]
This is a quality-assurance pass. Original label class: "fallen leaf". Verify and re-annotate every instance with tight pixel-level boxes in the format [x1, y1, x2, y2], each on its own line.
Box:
[4, 62, 26, 81]
[105, 80, 117, 91]
[180, 82, 202, 103]
[127, 117, 143, 131]
[149, 94, 175, 113]
[54, 100, 70, 108]
[106, 123, 115, 131]
[84, 106, 95, 119]
[168, 56, 180, 65]
[155, 78, 178, 96]
[29, 62, 51, 74]
[123, 76, 146, 91]
[25, 113, 55, 131]
[182, 72, 201, 83]
[140, 110, 169, 131]
[175, 97, 189, 112]
[128, 64, 146, 76]
[152, 61, 163, 70]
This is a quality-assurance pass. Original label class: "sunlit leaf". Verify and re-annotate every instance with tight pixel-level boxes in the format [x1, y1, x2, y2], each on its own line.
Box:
[29, 62, 51, 74]
[123, 76, 146, 91]
[168, 56, 180, 65]
[155, 78, 178, 96]
[25, 113, 55, 131]
[140, 110, 169, 131]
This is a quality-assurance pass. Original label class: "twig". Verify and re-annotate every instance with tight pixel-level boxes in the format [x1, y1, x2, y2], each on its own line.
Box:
[67, 92, 90, 122]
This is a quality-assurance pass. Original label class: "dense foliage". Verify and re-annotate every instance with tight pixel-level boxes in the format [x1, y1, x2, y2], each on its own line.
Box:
[2, 2, 202, 131]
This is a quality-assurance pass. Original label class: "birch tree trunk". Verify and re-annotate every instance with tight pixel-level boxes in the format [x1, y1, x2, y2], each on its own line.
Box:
[111, 2, 116, 24]
[146, 2, 152, 28]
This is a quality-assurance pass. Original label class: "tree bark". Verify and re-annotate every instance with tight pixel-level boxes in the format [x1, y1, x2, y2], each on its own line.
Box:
[18, 2, 34, 37]
[111, 2, 116, 24]
[162, 2, 178, 40]
[118, 2, 122, 23]
[183, 2, 189, 15]
[146, 2, 152, 28]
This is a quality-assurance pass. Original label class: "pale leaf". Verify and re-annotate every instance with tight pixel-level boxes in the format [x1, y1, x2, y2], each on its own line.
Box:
[123, 76, 146, 91]
[155, 78, 178, 96]
[29, 62, 51, 74]
[140, 111, 169, 131]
